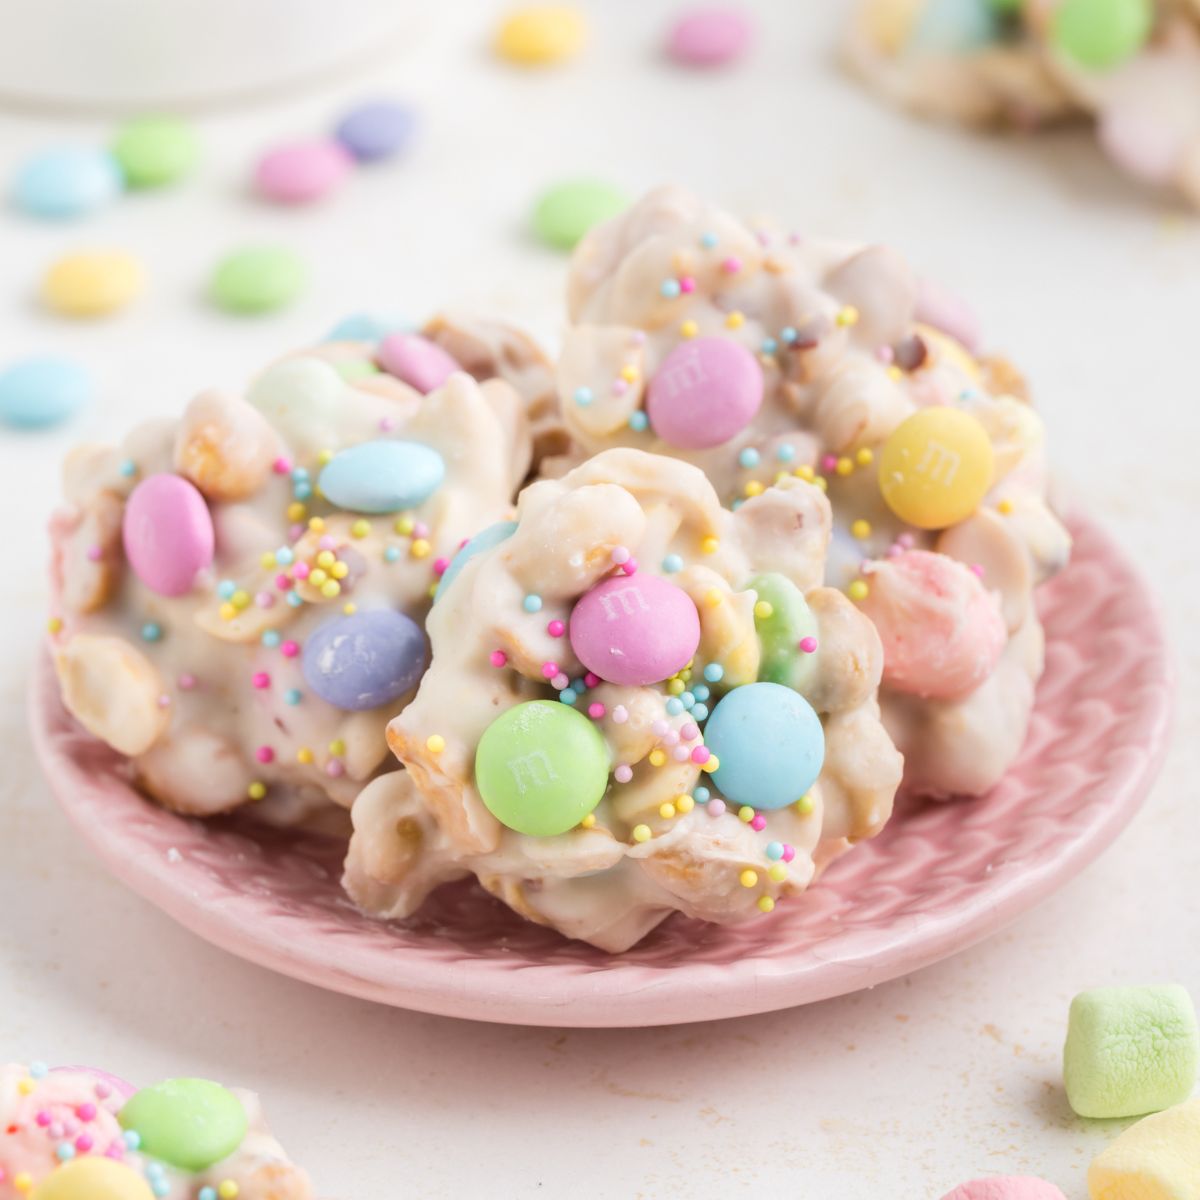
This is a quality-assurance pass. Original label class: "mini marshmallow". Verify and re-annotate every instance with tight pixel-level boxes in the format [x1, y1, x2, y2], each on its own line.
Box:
[940, 1177, 1067, 1200]
[1088, 1098, 1200, 1200]
[1064, 985, 1199, 1119]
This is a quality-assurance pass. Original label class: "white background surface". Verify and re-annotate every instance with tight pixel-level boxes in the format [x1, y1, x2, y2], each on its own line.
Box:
[1, 2, 1197, 1197]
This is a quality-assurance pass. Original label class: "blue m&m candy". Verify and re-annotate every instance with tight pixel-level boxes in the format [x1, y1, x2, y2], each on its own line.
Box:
[703, 682, 825, 810]
[12, 147, 123, 219]
[318, 439, 445, 514]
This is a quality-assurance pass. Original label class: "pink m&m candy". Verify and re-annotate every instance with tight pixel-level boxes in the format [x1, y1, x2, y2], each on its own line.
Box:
[646, 337, 763, 449]
[666, 6, 754, 68]
[255, 138, 354, 205]
[569, 573, 700, 686]
[377, 333, 461, 393]
[122, 473, 215, 597]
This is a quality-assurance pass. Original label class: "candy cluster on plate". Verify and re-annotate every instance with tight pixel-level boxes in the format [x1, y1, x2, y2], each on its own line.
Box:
[845, 0, 1200, 208]
[0, 1063, 308, 1199]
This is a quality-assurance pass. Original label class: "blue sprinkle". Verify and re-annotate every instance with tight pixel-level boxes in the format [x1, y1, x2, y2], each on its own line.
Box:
[700, 231, 718, 249]
[217, 579, 236, 600]
[573, 386, 594, 407]
[117, 458, 137, 477]
[559, 688, 577, 705]
[776, 443, 796, 463]
[731, 498, 744, 511]
[56, 1142, 75, 1161]
[692, 684, 710, 702]
[291, 467, 310, 482]
[628, 411, 649, 432]
[523, 594, 543, 613]
[293, 481, 312, 501]
[285, 688, 303, 705]
[275, 546, 295, 566]
[693, 786, 711, 803]
[780, 326, 798, 344]
[659, 279, 681, 299]
[29, 1061, 48, 1078]
[123, 1130, 141, 1150]
[766, 841, 784, 861]
[662, 554, 683, 573]
[146, 1162, 166, 1178]
[665, 698, 684, 716]
[384, 546, 401, 563]
[140, 622, 162, 643]
[286, 590, 303, 608]
[571, 677, 587, 693]
[738, 447, 760, 469]
[151, 1180, 170, 1198]
[704, 663, 724, 683]
[692, 703, 709, 721]
[199, 1189, 218, 1200]
[261, 630, 281, 648]
[761, 337, 778, 355]
[680, 691, 695, 710]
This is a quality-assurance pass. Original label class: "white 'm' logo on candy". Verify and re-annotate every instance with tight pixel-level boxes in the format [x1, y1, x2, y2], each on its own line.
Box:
[507, 750, 557, 793]
[915, 439, 962, 486]
[598, 586, 649, 621]
[655, 347, 707, 397]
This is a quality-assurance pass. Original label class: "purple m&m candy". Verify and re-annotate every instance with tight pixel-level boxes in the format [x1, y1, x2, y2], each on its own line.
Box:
[569, 573, 700, 687]
[377, 333, 461, 393]
[302, 610, 428, 711]
[334, 100, 417, 162]
[666, 6, 754, 67]
[646, 336, 763, 449]
[255, 138, 354, 205]
[122, 474, 215, 597]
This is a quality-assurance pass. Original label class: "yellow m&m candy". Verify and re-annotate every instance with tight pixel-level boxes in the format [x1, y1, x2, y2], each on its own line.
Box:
[31, 1157, 155, 1200]
[495, 5, 586, 65]
[878, 407, 994, 530]
[43, 251, 144, 318]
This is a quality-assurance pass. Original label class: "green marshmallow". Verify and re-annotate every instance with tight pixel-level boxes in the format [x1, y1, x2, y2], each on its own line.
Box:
[1064, 985, 1199, 1119]
[750, 573, 819, 695]
[211, 246, 306, 315]
[112, 116, 199, 188]
[1051, 0, 1152, 70]
[119, 1078, 248, 1172]
[475, 700, 609, 836]
[532, 179, 628, 251]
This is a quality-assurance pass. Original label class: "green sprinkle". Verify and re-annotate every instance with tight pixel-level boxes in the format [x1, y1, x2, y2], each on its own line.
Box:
[211, 247, 306, 315]
[532, 179, 628, 251]
[112, 115, 199, 188]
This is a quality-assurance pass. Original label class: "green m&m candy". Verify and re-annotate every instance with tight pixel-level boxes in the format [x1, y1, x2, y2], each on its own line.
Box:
[112, 116, 199, 188]
[532, 179, 628, 251]
[211, 246, 306, 315]
[1052, 0, 1151, 70]
[751, 573, 819, 695]
[119, 1078, 248, 1172]
[475, 700, 609, 836]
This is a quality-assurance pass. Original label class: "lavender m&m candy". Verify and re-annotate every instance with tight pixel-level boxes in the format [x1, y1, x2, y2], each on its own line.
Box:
[334, 100, 417, 162]
[377, 333, 460, 393]
[255, 138, 354, 205]
[666, 6, 754, 67]
[646, 337, 763, 449]
[302, 609, 428, 711]
[122, 473, 214, 597]
[569, 573, 700, 686]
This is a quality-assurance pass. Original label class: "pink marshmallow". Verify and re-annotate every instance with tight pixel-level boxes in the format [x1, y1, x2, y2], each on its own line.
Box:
[939, 1177, 1067, 1200]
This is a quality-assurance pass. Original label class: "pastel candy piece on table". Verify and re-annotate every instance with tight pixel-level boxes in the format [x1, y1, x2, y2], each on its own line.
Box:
[474, 699, 609, 836]
[210, 246, 306, 314]
[435, 519, 519, 601]
[1064, 985, 1199, 1118]
[495, 5, 587, 65]
[255, 138, 354, 204]
[301, 609, 428, 711]
[334, 100, 417, 162]
[112, 115, 199, 188]
[1088, 1098, 1200, 1200]
[319, 440, 445, 513]
[12, 147, 122, 218]
[940, 1179, 1067, 1200]
[645, 337, 764, 449]
[568, 573, 701, 686]
[915, 276, 981, 353]
[119, 1077, 247, 1172]
[750, 573, 820, 694]
[533, 179, 628, 250]
[377, 333, 460, 393]
[857, 549, 1006, 701]
[1052, 0, 1152, 71]
[42, 251, 144, 317]
[122, 473, 215, 597]
[30, 1157, 154, 1200]
[878, 407, 994, 529]
[666, 6, 754, 67]
[326, 312, 408, 343]
[0, 356, 90, 429]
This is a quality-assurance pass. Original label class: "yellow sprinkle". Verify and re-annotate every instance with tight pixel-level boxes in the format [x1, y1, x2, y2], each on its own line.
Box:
[351, 519, 371, 539]
[46, 616, 63, 634]
[316, 550, 336, 569]
[231, 590, 250, 610]
[680, 668, 692, 681]
[42, 250, 144, 318]
[260, 551, 277, 569]
[847, 579, 869, 602]
[308, 517, 326, 533]
[14, 1173, 32, 1194]
[321, 579, 341, 599]
[426, 734, 446, 754]
[836, 305, 859, 327]
[737, 805, 754, 823]
[814, 476, 828, 492]
[680, 320, 698, 339]
[286, 502, 307, 522]
[342, 603, 357, 615]
[855, 447, 874, 467]
[17, 1078, 34, 1095]
[725, 311, 745, 329]
[218, 1182, 240, 1200]
[796, 793, 815, 816]
[757, 895, 776, 913]
[743, 480, 764, 497]
[666, 678, 685, 696]
[753, 600, 773, 620]
[308, 568, 328, 587]
[297, 747, 314, 765]
[218, 602, 236, 622]
[329, 738, 346, 756]
[851, 519, 872, 540]
[768, 863, 788, 884]
[997, 498, 1014, 515]
[632, 823, 652, 843]
[774, 470, 789, 486]
[704, 588, 723, 609]
[495, 4, 587, 66]
[835, 457, 853, 476]
[316, 449, 333, 467]
[659, 802, 677, 820]
[411, 538, 432, 559]
[394, 516, 415, 536]
[739, 869, 758, 888]
[648, 749, 666, 768]
[701, 756, 719, 773]
[330, 561, 349, 579]
[887, 365, 903, 381]
[620, 364, 640, 383]
[700, 535, 719, 555]
[676, 794, 695, 814]
[247, 781, 266, 801]
[794, 464, 815, 482]
[580, 812, 596, 829]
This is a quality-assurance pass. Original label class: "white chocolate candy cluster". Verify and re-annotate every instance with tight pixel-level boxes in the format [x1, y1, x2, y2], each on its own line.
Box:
[344, 448, 903, 951]
[554, 186, 1070, 797]
[845, 0, 1200, 208]
[48, 325, 540, 824]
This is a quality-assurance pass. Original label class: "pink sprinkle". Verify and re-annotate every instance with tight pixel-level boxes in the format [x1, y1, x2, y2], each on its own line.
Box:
[898, 532, 915, 548]
[326, 758, 345, 778]
[663, 729, 680, 746]
[75, 1134, 93, 1153]
[413, 521, 429, 538]
[614, 764, 633, 783]
[612, 378, 629, 396]
[612, 705, 628, 724]
[105, 1143, 124, 1159]
[875, 344, 895, 364]
[798, 636, 818, 654]
[887, 544, 904, 559]
[721, 256, 742, 274]
[489, 650, 508, 668]
[541, 661, 559, 679]
[94, 1083, 110, 1100]
[672, 745, 690, 762]
[272, 456, 292, 474]
[679, 275, 696, 293]
[457, 537, 470, 550]
[275, 573, 291, 590]
[691, 746, 711, 765]
[782, 844, 796, 863]
[587, 702, 606, 720]
[751, 814, 767, 831]
[547, 620, 565, 637]
[36, 1111, 51, 1127]
[177, 672, 195, 691]
[76, 1103, 96, 1122]
[256, 746, 275, 764]
[621, 558, 638, 576]
[280, 640, 299, 658]
[681, 722, 699, 741]
[293, 562, 311, 581]
[630, 330, 646, 345]
[755, 230, 770, 246]
[255, 591, 275, 609]
[611, 545, 631, 565]
[584, 672, 600, 688]
[318, 535, 335, 551]
[821, 454, 838, 472]
[551, 673, 570, 690]
[49, 1121, 65, 1138]
[652, 719, 669, 737]
[288, 523, 304, 541]
[433, 557, 450, 576]
[378, 417, 395, 432]
[971, 563, 985, 579]
[707, 799, 726, 817]
[157, 694, 171, 709]
[86, 545, 102, 562]
[252, 672, 271, 689]
[788, 232, 802, 245]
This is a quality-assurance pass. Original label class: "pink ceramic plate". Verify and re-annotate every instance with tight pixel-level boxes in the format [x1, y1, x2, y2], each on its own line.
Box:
[30, 515, 1172, 1028]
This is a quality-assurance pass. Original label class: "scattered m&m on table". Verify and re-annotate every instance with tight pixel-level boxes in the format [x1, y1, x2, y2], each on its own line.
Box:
[0, 356, 90, 429]
[532, 178, 628, 250]
[665, 6, 754, 68]
[210, 246, 307, 314]
[495, 5, 587, 65]
[12, 146, 123, 219]
[42, 251, 145, 318]
[255, 138, 354, 205]
[111, 115, 199, 188]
